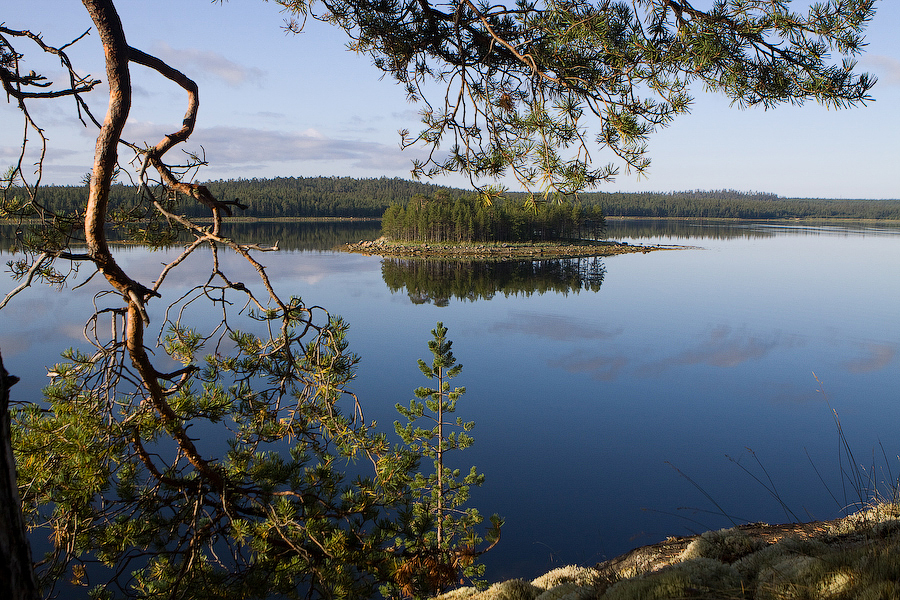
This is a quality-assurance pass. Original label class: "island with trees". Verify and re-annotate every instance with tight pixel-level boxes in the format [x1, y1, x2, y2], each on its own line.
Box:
[347, 192, 668, 260]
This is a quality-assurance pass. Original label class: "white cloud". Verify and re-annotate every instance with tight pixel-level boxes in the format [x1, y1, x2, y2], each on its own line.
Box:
[301, 128, 326, 139]
[392, 109, 423, 121]
[150, 41, 265, 88]
[0, 146, 24, 161]
[185, 125, 427, 171]
[120, 121, 174, 146]
[254, 110, 287, 120]
[861, 55, 900, 86]
[26, 120, 431, 183]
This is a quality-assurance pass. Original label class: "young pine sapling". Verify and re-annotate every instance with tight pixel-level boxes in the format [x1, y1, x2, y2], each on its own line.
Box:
[393, 322, 501, 598]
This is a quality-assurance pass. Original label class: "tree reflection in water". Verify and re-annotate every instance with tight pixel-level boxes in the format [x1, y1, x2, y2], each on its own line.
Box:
[381, 256, 607, 306]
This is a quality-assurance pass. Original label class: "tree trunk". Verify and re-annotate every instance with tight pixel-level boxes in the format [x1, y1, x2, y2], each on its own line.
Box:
[0, 354, 39, 600]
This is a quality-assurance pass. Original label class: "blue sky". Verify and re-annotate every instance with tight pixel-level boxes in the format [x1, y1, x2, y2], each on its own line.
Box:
[3, 0, 899, 198]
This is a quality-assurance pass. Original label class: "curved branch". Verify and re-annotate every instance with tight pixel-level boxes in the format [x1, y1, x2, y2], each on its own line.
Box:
[0, 252, 51, 310]
[129, 46, 246, 225]
[82, 0, 148, 298]
[81, 0, 227, 494]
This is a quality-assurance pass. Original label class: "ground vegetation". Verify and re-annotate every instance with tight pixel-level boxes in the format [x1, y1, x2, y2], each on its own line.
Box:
[430, 502, 900, 600]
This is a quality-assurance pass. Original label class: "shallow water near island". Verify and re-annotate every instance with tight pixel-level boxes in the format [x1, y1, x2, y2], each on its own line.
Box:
[2, 218, 899, 584]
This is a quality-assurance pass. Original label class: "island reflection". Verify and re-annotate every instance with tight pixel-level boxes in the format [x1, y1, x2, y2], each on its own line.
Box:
[381, 256, 606, 305]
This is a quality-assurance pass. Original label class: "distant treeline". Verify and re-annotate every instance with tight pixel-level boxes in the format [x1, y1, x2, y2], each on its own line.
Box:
[6, 177, 462, 219]
[574, 189, 900, 219]
[381, 195, 606, 243]
[6, 178, 900, 220]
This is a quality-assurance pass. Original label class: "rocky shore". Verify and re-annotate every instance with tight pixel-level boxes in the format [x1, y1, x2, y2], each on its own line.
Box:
[434, 503, 900, 599]
[343, 237, 679, 259]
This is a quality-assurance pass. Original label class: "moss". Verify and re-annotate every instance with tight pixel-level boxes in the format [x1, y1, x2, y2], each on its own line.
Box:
[602, 557, 745, 600]
[434, 588, 480, 599]
[755, 555, 829, 600]
[871, 518, 900, 539]
[444, 504, 900, 600]
[744, 530, 900, 599]
[734, 536, 831, 580]
[474, 579, 543, 600]
[533, 582, 594, 600]
[831, 536, 900, 599]
[603, 555, 658, 582]
[827, 502, 900, 537]
[680, 527, 768, 563]
[531, 566, 601, 590]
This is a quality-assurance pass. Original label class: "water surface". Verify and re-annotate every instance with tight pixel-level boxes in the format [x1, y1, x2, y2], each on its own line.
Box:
[2, 219, 899, 583]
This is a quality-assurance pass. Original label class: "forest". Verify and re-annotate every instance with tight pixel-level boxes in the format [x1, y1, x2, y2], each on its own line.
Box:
[579, 189, 900, 219]
[6, 178, 900, 223]
[3, 176, 461, 220]
[380, 195, 607, 243]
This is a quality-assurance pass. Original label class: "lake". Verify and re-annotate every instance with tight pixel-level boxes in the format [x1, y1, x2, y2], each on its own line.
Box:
[2, 218, 900, 584]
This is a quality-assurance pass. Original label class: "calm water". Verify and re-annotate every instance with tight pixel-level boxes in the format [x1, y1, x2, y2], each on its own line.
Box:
[2, 219, 900, 583]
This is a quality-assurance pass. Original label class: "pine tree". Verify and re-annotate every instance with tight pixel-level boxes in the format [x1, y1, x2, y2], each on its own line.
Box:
[392, 323, 501, 598]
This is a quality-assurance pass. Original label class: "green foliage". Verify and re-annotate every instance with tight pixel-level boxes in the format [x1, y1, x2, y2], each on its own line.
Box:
[390, 323, 501, 599]
[5, 181, 899, 233]
[277, 0, 875, 195]
[381, 195, 606, 243]
[12, 314, 501, 599]
[580, 189, 900, 219]
[13, 310, 415, 599]
[1, 1, 887, 598]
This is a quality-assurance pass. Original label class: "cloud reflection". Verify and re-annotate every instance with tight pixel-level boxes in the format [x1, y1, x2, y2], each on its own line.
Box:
[842, 342, 897, 374]
[0, 298, 87, 358]
[641, 325, 806, 375]
[105, 246, 373, 292]
[489, 312, 623, 341]
[548, 350, 627, 381]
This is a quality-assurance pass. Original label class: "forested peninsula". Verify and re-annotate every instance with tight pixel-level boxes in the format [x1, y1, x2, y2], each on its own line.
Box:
[8, 177, 900, 220]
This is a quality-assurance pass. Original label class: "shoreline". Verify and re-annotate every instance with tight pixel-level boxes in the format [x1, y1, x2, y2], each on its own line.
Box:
[343, 237, 685, 259]
[437, 502, 900, 599]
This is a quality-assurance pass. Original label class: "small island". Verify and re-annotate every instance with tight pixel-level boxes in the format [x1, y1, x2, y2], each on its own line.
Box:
[343, 193, 681, 259]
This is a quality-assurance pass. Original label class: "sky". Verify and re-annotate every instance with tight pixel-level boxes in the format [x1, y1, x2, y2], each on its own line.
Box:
[2, 0, 899, 199]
